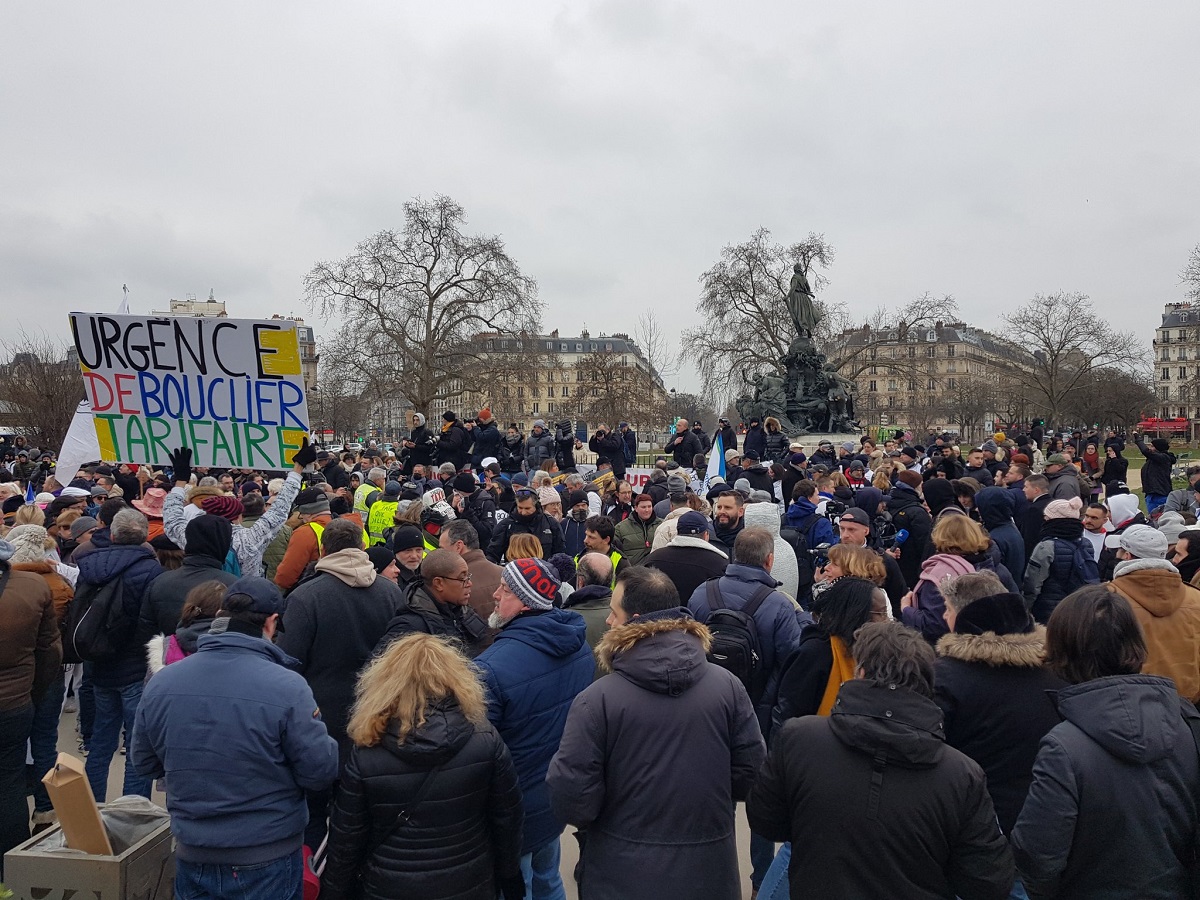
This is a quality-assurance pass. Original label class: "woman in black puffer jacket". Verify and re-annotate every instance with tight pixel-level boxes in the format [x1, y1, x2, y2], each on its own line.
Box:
[763, 416, 790, 464]
[322, 633, 526, 900]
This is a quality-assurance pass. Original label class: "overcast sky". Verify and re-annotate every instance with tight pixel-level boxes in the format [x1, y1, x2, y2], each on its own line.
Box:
[3, 1, 1198, 392]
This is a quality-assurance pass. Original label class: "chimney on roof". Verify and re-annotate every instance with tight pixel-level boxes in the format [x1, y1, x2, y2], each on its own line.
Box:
[550, 329, 559, 338]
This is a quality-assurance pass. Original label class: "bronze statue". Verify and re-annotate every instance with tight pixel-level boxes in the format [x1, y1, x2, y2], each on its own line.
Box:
[785, 263, 819, 338]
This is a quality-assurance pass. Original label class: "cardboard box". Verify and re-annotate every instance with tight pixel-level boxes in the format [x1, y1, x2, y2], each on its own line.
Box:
[41, 751, 113, 855]
[2, 819, 174, 900]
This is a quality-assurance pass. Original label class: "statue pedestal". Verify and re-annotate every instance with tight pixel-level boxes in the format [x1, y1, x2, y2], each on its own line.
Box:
[789, 431, 862, 446]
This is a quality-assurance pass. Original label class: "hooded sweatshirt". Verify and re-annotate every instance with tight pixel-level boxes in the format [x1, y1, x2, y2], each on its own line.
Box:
[277, 547, 405, 756]
[1108, 557, 1200, 701]
[744, 502, 800, 600]
[975, 487, 1026, 581]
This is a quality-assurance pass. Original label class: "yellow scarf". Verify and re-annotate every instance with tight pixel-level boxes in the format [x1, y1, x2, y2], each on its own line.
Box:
[817, 636, 857, 717]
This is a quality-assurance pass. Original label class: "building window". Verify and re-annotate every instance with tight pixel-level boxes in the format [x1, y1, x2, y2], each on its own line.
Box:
[948, 378, 957, 389]
[947, 345, 956, 357]
[928, 378, 936, 390]
[888, 379, 897, 391]
[532, 403, 539, 413]
[575, 343, 582, 351]
[1164, 368, 1172, 380]
[926, 346, 936, 358]
[907, 346, 915, 358]
[560, 343, 567, 352]
[502, 386, 510, 398]
[869, 348, 877, 360]
[546, 342, 552, 350]
[948, 361, 957, 373]
[887, 396, 895, 407]
[605, 342, 613, 351]
[1181, 367, 1189, 379]
[517, 387, 524, 399]
[1164, 349, 1172, 361]
[926, 330, 936, 341]
[869, 365, 877, 375]
[868, 380, 877, 392]
[908, 380, 917, 391]
[547, 402, 555, 414]
[562, 386, 569, 396]
[547, 387, 555, 397]
[532, 387, 540, 398]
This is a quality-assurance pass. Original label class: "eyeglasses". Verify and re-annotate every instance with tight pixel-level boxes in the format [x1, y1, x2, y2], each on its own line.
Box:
[439, 574, 473, 584]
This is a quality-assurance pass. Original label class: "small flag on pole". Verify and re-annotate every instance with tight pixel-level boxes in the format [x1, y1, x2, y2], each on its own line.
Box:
[24, 479, 36, 505]
[704, 433, 725, 492]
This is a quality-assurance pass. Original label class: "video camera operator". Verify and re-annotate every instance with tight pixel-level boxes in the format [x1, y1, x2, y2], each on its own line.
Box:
[814, 507, 908, 617]
[554, 419, 583, 473]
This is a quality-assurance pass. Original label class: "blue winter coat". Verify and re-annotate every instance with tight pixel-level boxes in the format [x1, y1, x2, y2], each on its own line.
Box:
[132, 628, 339, 864]
[470, 420, 502, 469]
[783, 497, 836, 549]
[75, 542, 163, 688]
[474, 608, 595, 855]
[976, 487, 1027, 582]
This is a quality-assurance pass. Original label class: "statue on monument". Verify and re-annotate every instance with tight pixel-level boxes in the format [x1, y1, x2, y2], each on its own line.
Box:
[785, 263, 820, 338]
[733, 259, 859, 436]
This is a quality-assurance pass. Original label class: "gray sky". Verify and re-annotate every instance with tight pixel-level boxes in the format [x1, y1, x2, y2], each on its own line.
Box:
[4, 1, 1198, 394]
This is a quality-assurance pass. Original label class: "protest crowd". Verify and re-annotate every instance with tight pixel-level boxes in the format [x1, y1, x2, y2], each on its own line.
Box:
[6, 415, 1200, 900]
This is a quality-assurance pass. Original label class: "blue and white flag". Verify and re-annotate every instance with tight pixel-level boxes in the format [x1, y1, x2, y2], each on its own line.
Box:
[24, 479, 36, 505]
[704, 432, 725, 492]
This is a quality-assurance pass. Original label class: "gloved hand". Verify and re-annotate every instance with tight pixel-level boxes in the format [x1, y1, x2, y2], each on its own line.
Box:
[291, 436, 317, 470]
[169, 447, 193, 484]
[499, 876, 527, 900]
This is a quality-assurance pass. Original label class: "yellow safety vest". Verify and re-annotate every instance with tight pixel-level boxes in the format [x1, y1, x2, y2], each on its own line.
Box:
[574, 548, 623, 588]
[353, 482, 377, 514]
[310, 518, 368, 552]
[367, 500, 400, 546]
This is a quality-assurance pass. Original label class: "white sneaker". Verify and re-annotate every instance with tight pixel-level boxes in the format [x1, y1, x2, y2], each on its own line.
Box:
[62, 697, 78, 713]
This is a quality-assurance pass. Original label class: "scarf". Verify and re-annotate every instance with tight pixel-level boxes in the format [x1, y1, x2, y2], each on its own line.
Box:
[818, 636, 857, 716]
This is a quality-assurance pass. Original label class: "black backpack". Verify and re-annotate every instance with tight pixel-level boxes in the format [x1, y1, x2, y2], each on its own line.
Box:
[1063, 538, 1101, 594]
[704, 580, 774, 703]
[64, 576, 131, 663]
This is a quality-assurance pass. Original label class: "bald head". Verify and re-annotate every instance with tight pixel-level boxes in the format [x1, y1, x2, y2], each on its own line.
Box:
[577, 552, 614, 589]
[420, 548, 466, 584]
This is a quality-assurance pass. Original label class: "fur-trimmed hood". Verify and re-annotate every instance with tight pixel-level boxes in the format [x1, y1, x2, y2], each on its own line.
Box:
[936, 626, 1047, 668]
[595, 611, 713, 695]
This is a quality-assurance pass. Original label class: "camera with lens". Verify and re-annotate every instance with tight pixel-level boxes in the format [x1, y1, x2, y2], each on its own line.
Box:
[823, 499, 846, 523]
[808, 541, 832, 568]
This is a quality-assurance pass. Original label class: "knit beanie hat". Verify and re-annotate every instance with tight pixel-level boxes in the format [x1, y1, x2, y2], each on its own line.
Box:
[1153, 438, 1171, 453]
[6, 524, 48, 564]
[565, 490, 589, 509]
[538, 487, 561, 507]
[295, 489, 331, 516]
[1043, 497, 1083, 520]
[452, 473, 478, 494]
[442, 410, 458, 422]
[365, 545, 395, 574]
[502, 557, 560, 610]
[390, 525, 424, 552]
[200, 495, 245, 522]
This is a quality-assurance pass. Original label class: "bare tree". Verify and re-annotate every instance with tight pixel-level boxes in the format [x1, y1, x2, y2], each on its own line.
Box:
[305, 195, 544, 417]
[0, 333, 84, 452]
[573, 350, 664, 432]
[997, 293, 1145, 426]
[1181, 243, 1200, 301]
[827, 293, 961, 381]
[683, 228, 835, 405]
[306, 363, 372, 446]
[634, 311, 680, 385]
[1064, 366, 1157, 431]
[940, 376, 995, 444]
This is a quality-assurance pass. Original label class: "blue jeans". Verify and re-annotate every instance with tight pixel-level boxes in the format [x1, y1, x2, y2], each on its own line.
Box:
[78, 675, 95, 743]
[758, 842, 791, 900]
[30, 674, 65, 813]
[519, 838, 566, 900]
[176, 852, 303, 900]
[86, 681, 151, 802]
[749, 831, 775, 889]
[0, 704, 35, 879]
[1009, 876, 1030, 899]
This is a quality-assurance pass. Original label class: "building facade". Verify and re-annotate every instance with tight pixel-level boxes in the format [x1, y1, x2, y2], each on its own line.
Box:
[1153, 301, 1200, 420]
[834, 320, 1029, 440]
[368, 328, 668, 440]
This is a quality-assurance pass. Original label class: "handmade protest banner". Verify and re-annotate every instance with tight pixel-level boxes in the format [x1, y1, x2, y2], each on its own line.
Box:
[68, 312, 310, 470]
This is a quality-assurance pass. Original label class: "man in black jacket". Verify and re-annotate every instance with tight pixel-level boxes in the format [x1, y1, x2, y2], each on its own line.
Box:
[469, 408, 502, 469]
[435, 411, 471, 470]
[888, 471, 933, 589]
[714, 416, 738, 453]
[1020, 474, 1053, 561]
[486, 490, 566, 563]
[691, 420, 712, 453]
[588, 425, 626, 479]
[748, 621, 1014, 898]
[139, 515, 238, 637]
[317, 450, 349, 491]
[375, 549, 492, 659]
[664, 419, 703, 469]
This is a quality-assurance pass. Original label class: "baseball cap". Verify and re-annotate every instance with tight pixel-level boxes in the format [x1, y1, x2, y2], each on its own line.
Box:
[222, 576, 285, 616]
[676, 511, 709, 536]
[744, 449, 761, 461]
[1104, 524, 1168, 559]
[839, 508, 872, 527]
